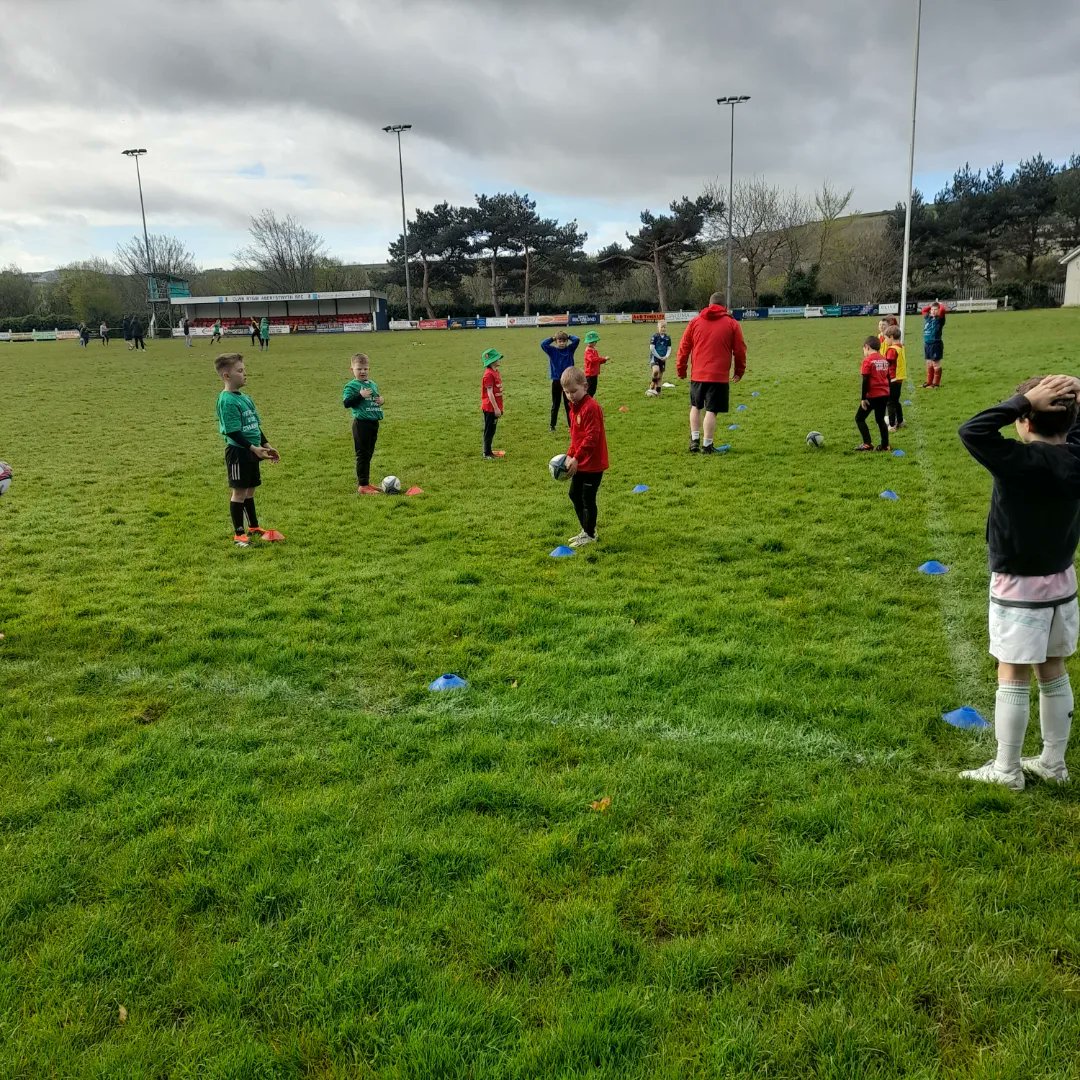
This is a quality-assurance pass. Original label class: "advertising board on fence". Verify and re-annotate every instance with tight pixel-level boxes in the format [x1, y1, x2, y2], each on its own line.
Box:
[507, 315, 538, 328]
[56, 330, 81, 340]
[952, 298, 997, 312]
[823, 305, 843, 317]
[342, 322, 373, 332]
[485, 316, 508, 328]
[768, 306, 804, 319]
[664, 311, 697, 323]
[804, 307, 824, 318]
[568, 313, 600, 325]
[449, 317, 480, 329]
[419, 319, 448, 330]
[389, 320, 416, 331]
[878, 303, 900, 316]
[736, 308, 769, 320]
[631, 312, 665, 323]
[537, 314, 569, 326]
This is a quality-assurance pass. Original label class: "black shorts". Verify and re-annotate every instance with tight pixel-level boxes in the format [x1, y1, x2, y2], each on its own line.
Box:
[689, 381, 730, 413]
[225, 445, 261, 489]
[924, 340, 943, 361]
[651, 357, 667, 372]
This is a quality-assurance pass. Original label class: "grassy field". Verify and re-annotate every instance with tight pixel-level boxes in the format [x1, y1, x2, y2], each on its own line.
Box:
[3, 310, 1080, 1078]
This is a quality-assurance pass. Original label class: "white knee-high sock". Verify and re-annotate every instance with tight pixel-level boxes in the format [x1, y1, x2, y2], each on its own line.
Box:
[994, 682, 1030, 772]
[1038, 674, 1073, 768]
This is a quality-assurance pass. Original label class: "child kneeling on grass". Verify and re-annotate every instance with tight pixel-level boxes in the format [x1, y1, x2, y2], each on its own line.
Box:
[560, 367, 608, 548]
[342, 352, 384, 494]
[215, 353, 282, 547]
[958, 374, 1080, 790]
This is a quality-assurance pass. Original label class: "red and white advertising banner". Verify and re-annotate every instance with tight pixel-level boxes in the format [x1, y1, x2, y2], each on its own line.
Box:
[507, 315, 539, 328]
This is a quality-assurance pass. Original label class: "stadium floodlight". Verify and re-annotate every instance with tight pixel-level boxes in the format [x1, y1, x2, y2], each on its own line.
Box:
[382, 124, 414, 322]
[716, 96, 751, 309]
[121, 148, 157, 304]
[898, 0, 922, 343]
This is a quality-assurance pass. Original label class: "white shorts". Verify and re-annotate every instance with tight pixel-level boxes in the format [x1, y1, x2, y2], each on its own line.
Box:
[989, 596, 1079, 664]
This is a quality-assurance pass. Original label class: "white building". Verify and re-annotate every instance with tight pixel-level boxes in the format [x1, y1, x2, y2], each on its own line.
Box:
[1062, 246, 1080, 307]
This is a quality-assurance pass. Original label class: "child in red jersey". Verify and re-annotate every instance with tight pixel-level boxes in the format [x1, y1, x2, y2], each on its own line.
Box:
[581, 330, 609, 397]
[560, 366, 609, 547]
[854, 335, 893, 452]
[480, 347, 504, 459]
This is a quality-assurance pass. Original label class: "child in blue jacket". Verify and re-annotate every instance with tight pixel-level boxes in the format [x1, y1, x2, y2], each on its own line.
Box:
[541, 331, 580, 431]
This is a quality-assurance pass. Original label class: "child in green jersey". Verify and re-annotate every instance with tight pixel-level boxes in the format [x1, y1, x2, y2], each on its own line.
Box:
[215, 353, 283, 547]
[342, 352, 384, 493]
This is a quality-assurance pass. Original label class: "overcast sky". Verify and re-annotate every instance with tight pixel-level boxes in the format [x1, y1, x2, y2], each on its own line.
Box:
[2, 0, 1078, 272]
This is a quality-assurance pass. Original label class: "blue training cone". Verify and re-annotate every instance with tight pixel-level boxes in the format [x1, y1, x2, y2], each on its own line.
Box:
[550, 545, 576, 558]
[736, 404, 748, 411]
[632, 484, 649, 494]
[893, 449, 906, 457]
[903, 399, 913, 405]
[918, 560, 949, 575]
[751, 391, 761, 398]
[728, 424, 739, 430]
[715, 444, 731, 453]
[429, 673, 468, 691]
[943, 706, 991, 731]
[880, 489, 900, 500]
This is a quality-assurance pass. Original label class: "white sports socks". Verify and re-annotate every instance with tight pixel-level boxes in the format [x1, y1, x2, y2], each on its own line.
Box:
[1038, 674, 1073, 769]
[994, 682, 1030, 773]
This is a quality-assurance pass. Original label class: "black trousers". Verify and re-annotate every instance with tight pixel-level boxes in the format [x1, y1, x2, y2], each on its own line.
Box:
[586, 375, 598, 397]
[251, 330, 259, 345]
[569, 471, 603, 537]
[133, 335, 145, 350]
[887, 380, 904, 427]
[550, 380, 570, 429]
[352, 418, 379, 485]
[483, 411, 498, 456]
[856, 397, 890, 446]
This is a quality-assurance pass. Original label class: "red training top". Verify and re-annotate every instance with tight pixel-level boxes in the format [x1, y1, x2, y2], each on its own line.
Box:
[583, 344, 608, 377]
[568, 393, 609, 473]
[676, 303, 747, 383]
[861, 351, 892, 398]
[481, 367, 503, 412]
[884, 346, 898, 381]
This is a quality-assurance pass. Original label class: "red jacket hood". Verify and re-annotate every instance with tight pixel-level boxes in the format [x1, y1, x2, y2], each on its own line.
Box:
[699, 303, 733, 320]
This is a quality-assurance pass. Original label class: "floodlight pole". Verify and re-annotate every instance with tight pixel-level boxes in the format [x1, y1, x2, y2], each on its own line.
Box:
[122, 149, 156, 304]
[383, 124, 413, 322]
[716, 96, 750, 309]
[898, 0, 922, 343]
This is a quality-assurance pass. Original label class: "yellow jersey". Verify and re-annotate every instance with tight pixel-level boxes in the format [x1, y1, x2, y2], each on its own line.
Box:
[885, 341, 907, 381]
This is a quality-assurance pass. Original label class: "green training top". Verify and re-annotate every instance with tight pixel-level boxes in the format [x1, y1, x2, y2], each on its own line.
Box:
[217, 390, 263, 447]
[343, 379, 384, 421]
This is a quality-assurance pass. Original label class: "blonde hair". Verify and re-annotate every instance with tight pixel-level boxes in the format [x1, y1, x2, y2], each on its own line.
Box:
[350, 352, 370, 366]
[560, 367, 586, 389]
[214, 352, 243, 374]
[884, 325, 902, 341]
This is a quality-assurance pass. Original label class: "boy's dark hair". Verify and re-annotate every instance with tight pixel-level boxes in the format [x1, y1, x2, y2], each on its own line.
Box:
[863, 336, 881, 351]
[709, 291, 725, 306]
[214, 352, 243, 374]
[1016, 375, 1079, 436]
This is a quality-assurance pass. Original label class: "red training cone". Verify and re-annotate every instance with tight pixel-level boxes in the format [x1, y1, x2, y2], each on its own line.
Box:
[405, 486, 424, 496]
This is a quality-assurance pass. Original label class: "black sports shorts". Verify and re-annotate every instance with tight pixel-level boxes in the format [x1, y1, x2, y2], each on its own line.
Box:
[225, 445, 261, 489]
[924, 340, 944, 361]
[689, 381, 730, 413]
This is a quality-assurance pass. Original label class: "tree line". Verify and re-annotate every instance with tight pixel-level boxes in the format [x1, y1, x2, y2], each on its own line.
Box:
[2, 150, 1076, 329]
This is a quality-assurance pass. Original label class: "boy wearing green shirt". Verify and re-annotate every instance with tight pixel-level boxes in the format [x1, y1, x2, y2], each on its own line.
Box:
[215, 353, 283, 546]
[342, 352, 384, 494]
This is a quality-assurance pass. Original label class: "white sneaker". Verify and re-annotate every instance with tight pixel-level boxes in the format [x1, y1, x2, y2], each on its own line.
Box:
[646, 389, 659, 397]
[958, 760, 1025, 791]
[1020, 757, 1070, 784]
[569, 533, 596, 548]
[567, 531, 587, 544]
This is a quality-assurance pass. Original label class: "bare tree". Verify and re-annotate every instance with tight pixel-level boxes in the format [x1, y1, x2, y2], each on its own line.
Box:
[828, 227, 900, 303]
[813, 181, 855, 267]
[234, 210, 327, 293]
[115, 233, 198, 281]
[705, 177, 791, 306]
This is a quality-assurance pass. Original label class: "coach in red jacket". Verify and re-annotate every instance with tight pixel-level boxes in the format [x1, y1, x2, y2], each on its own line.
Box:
[676, 292, 747, 454]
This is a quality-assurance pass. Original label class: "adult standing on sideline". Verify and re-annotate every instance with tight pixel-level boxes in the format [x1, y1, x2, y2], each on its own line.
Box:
[131, 314, 146, 351]
[99, 320, 109, 346]
[181, 314, 192, 347]
[676, 292, 747, 453]
[249, 317, 260, 346]
[259, 316, 270, 351]
[122, 315, 132, 350]
[541, 329, 579, 431]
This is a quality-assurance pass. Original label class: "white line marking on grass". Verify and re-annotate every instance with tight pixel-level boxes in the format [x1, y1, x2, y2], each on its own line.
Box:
[910, 391, 990, 725]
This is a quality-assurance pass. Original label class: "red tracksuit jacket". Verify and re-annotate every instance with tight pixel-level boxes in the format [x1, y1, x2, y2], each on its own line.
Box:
[568, 393, 609, 473]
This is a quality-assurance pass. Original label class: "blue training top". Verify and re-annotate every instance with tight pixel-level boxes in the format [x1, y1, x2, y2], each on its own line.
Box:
[541, 335, 580, 380]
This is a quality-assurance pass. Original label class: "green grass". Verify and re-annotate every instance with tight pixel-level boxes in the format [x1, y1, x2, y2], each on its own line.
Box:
[3, 311, 1080, 1078]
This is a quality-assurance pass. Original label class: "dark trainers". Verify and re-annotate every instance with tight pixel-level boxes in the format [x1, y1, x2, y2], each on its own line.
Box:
[875, 445, 891, 452]
[689, 440, 701, 453]
[853, 443, 874, 452]
[701, 443, 715, 454]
